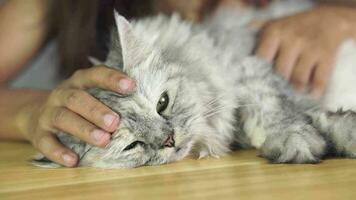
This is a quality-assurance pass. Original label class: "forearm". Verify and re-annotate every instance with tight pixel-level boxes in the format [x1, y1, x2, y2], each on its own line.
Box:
[0, 0, 47, 83]
[0, 87, 49, 141]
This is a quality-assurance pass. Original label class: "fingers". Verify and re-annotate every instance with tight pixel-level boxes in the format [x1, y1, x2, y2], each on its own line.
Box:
[29, 65, 136, 167]
[274, 42, 301, 80]
[310, 57, 335, 98]
[49, 107, 111, 147]
[34, 133, 78, 167]
[290, 54, 318, 93]
[256, 26, 280, 62]
[256, 22, 331, 97]
[42, 66, 128, 151]
[55, 89, 119, 132]
[68, 66, 135, 94]
[254, 6, 349, 99]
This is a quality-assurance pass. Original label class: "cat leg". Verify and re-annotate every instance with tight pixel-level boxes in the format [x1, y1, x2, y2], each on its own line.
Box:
[236, 58, 327, 163]
[307, 109, 356, 158]
[239, 98, 327, 163]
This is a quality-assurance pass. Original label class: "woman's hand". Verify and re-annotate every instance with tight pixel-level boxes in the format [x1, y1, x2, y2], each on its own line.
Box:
[256, 4, 356, 97]
[22, 66, 135, 167]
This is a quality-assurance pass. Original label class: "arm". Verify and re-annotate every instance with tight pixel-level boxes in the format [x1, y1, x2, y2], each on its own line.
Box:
[0, 0, 48, 139]
[0, 88, 48, 141]
[0, 0, 47, 83]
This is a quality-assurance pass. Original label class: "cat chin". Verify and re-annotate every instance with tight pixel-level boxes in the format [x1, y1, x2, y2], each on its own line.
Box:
[80, 152, 152, 169]
[88, 160, 144, 169]
[166, 139, 195, 163]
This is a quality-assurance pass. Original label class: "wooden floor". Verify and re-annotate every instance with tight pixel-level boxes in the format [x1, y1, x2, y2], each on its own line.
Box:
[1, 142, 356, 200]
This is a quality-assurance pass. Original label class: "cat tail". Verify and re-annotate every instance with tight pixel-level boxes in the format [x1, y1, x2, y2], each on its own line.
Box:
[307, 108, 356, 158]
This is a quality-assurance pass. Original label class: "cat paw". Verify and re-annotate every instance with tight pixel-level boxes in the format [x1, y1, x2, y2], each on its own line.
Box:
[260, 124, 327, 163]
[327, 110, 356, 158]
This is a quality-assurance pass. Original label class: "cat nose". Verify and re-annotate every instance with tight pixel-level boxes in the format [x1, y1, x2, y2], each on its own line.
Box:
[163, 134, 175, 148]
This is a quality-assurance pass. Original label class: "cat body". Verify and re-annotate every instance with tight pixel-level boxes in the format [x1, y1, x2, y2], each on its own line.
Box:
[34, 1, 356, 168]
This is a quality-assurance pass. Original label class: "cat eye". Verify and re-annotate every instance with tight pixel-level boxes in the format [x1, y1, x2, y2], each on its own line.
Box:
[123, 141, 145, 151]
[156, 91, 169, 115]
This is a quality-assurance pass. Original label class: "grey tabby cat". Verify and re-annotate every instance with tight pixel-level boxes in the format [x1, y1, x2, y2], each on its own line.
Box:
[34, 4, 356, 168]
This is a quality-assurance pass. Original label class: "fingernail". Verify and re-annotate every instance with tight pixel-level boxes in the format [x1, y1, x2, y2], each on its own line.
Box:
[62, 154, 76, 166]
[91, 129, 107, 141]
[118, 78, 133, 92]
[103, 114, 119, 129]
[91, 130, 111, 146]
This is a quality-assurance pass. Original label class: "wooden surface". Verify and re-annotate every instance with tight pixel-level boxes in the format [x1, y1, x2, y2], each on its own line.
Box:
[1, 142, 356, 200]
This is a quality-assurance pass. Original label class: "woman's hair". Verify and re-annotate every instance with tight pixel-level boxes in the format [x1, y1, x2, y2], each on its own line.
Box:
[48, 0, 154, 77]
[49, 0, 218, 77]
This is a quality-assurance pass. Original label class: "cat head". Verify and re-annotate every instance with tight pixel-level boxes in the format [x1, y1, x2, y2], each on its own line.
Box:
[84, 13, 214, 168]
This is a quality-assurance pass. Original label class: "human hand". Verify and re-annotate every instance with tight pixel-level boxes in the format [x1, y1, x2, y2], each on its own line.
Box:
[256, 5, 356, 97]
[23, 66, 135, 167]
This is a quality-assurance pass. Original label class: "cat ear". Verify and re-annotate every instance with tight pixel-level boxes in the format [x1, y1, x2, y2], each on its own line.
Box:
[88, 56, 102, 66]
[114, 11, 151, 70]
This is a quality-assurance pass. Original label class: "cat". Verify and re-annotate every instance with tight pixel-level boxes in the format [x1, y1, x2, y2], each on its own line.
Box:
[33, 1, 356, 168]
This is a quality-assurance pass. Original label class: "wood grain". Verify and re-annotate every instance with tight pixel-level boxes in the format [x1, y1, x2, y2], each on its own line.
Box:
[1, 141, 356, 200]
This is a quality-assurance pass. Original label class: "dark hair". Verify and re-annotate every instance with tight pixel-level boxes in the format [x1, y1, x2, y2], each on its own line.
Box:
[48, 0, 154, 77]
[48, 0, 218, 77]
